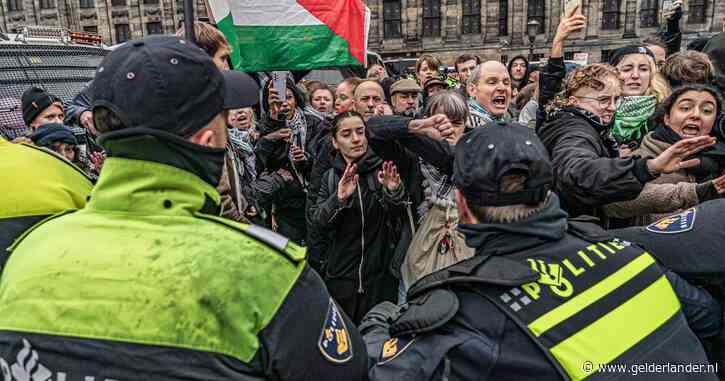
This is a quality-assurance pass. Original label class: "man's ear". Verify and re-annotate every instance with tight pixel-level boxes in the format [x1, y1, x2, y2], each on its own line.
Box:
[331, 136, 339, 151]
[467, 84, 476, 98]
[189, 128, 215, 147]
[455, 189, 479, 225]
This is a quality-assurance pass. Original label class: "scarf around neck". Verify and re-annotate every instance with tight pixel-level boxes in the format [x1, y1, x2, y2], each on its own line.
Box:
[612, 95, 657, 144]
[468, 99, 499, 127]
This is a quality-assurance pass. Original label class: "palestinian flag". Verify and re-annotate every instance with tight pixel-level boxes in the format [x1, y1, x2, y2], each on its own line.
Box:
[207, 0, 370, 72]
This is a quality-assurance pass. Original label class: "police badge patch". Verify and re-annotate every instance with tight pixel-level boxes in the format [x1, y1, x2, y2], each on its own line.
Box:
[318, 298, 353, 363]
[378, 336, 415, 364]
[646, 208, 696, 234]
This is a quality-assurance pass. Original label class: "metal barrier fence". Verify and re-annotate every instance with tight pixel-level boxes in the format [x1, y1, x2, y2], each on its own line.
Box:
[0, 41, 109, 140]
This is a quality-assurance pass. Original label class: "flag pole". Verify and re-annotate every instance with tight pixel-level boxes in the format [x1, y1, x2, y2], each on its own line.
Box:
[184, 0, 196, 45]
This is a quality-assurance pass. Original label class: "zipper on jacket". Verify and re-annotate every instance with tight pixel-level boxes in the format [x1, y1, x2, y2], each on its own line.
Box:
[356, 182, 365, 294]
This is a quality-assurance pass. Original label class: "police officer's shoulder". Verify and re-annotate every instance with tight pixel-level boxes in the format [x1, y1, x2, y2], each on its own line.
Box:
[7, 209, 78, 253]
[391, 289, 459, 337]
[18, 142, 93, 184]
[192, 212, 306, 264]
[567, 217, 614, 243]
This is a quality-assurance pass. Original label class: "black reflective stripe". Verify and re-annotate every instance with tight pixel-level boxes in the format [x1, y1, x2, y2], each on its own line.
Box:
[536, 260, 663, 348]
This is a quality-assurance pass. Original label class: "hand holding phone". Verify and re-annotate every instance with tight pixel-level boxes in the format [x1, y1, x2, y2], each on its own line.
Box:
[272, 71, 287, 103]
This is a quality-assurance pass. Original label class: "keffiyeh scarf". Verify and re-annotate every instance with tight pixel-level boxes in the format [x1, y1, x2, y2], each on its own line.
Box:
[611, 96, 657, 144]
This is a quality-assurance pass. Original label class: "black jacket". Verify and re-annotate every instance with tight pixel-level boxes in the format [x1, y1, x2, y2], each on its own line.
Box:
[363, 197, 720, 381]
[310, 149, 405, 322]
[538, 107, 656, 219]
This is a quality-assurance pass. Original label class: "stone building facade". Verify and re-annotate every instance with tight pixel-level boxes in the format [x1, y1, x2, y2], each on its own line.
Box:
[0, 0, 208, 45]
[364, 0, 725, 65]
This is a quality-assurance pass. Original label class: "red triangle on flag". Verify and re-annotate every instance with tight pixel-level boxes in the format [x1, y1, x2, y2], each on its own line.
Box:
[297, 0, 367, 65]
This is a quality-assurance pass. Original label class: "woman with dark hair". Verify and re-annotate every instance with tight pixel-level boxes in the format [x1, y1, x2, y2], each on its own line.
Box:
[311, 111, 405, 323]
[605, 84, 725, 225]
[255, 77, 326, 244]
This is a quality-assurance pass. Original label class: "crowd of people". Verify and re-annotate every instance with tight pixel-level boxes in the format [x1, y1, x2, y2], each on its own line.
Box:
[2, 2, 725, 380]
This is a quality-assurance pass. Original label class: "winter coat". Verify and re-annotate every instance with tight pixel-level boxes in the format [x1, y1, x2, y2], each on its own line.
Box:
[310, 149, 405, 322]
[603, 133, 699, 226]
[537, 107, 656, 220]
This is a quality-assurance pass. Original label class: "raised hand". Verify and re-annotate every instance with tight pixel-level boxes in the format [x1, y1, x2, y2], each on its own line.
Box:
[269, 88, 290, 121]
[377, 161, 401, 192]
[554, 11, 586, 44]
[647, 136, 716, 175]
[265, 128, 292, 142]
[712, 174, 725, 195]
[337, 163, 359, 202]
[408, 114, 454, 141]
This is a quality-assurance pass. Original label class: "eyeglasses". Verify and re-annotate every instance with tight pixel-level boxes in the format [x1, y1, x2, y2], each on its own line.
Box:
[577, 96, 623, 108]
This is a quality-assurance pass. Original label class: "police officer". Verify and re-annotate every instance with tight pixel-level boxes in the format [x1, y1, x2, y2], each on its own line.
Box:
[612, 200, 725, 377]
[0, 136, 92, 263]
[0, 36, 367, 380]
[361, 121, 721, 380]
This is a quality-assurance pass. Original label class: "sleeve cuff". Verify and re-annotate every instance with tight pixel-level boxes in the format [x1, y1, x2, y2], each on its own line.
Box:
[632, 158, 658, 184]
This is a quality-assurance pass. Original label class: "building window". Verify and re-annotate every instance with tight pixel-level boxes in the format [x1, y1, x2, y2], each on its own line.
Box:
[383, 0, 401, 39]
[144, 0, 159, 4]
[600, 49, 614, 63]
[462, 0, 481, 35]
[115, 24, 130, 43]
[146, 22, 163, 35]
[602, 0, 620, 29]
[79, 0, 94, 8]
[83, 25, 98, 33]
[40, 0, 55, 9]
[688, 0, 707, 24]
[8, 0, 22, 11]
[527, 0, 545, 34]
[498, 0, 508, 36]
[640, 0, 658, 27]
[422, 0, 441, 37]
[111, 0, 126, 6]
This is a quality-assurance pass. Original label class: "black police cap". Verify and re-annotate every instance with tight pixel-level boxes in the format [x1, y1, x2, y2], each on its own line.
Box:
[452, 121, 553, 207]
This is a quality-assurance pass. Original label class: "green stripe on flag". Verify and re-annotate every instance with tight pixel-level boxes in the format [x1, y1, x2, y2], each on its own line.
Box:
[217, 15, 362, 72]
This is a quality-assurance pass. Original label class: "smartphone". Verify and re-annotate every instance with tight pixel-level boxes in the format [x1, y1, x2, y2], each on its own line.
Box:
[272, 71, 287, 103]
[564, 0, 581, 18]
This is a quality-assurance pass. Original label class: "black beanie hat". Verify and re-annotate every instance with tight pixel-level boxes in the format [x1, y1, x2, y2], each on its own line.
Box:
[30, 123, 77, 147]
[608, 45, 656, 67]
[21, 86, 62, 127]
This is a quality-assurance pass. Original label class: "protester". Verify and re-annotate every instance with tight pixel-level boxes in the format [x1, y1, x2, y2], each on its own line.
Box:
[605, 85, 725, 225]
[416, 54, 441, 84]
[538, 13, 716, 220]
[256, 76, 323, 243]
[507, 55, 530, 93]
[367, 62, 388, 81]
[662, 51, 715, 89]
[311, 111, 405, 323]
[389, 78, 421, 117]
[335, 77, 363, 114]
[610, 45, 671, 146]
[307, 82, 335, 119]
[644, 0, 683, 64]
[361, 123, 720, 381]
[0, 36, 369, 380]
[467, 61, 512, 127]
[21, 86, 64, 130]
[516, 82, 538, 127]
[30, 122, 79, 163]
[0, 132, 92, 266]
[353, 80, 386, 121]
[423, 77, 448, 98]
[454, 54, 480, 85]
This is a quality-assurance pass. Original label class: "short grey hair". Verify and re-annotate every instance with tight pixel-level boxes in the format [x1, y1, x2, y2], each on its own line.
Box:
[424, 90, 469, 121]
[470, 174, 550, 224]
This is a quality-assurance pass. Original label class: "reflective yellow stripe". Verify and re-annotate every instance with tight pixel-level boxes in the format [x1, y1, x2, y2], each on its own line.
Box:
[529, 253, 655, 337]
[550, 275, 681, 381]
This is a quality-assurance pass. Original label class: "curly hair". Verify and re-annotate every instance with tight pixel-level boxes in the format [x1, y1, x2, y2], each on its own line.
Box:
[663, 51, 715, 88]
[547, 64, 622, 112]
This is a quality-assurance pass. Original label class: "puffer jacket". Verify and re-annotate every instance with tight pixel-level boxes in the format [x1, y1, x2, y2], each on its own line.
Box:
[537, 107, 656, 220]
[604, 133, 699, 226]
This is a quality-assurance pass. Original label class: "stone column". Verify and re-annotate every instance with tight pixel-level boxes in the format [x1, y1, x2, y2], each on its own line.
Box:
[443, 0, 459, 42]
[622, 0, 637, 38]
